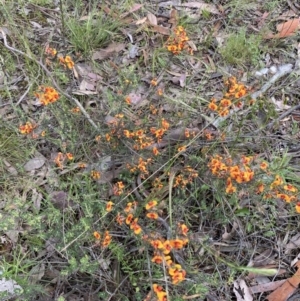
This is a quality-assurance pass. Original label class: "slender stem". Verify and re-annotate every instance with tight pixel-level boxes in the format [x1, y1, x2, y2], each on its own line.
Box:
[59, 0, 66, 47]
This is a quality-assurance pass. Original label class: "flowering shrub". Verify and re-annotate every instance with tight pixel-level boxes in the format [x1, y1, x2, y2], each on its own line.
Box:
[207, 76, 253, 116]
[34, 86, 60, 106]
[166, 26, 193, 55]
[14, 26, 300, 301]
[208, 154, 300, 213]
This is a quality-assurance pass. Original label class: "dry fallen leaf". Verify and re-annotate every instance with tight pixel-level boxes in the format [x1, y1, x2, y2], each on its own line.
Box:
[264, 18, 300, 39]
[147, 12, 157, 26]
[276, 18, 300, 37]
[24, 157, 46, 171]
[233, 279, 253, 301]
[136, 17, 147, 25]
[120, 3, 143, 18]
[179, 2, 220, 14]
[92, 42, 125, 60]
[151, 25, 171, 35]
[266, 261, 300, 301]
[250, 280, 285, 294]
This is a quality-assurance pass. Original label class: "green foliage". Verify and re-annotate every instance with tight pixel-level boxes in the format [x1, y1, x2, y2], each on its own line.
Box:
[66, 8, 122, 55]
[220, 28, 263, 66]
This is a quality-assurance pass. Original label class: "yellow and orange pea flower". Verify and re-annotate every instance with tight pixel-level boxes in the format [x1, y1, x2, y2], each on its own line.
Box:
[19, 121, 37, 134]
[162, 240, 172, 255]
[270, 175, 283, 188]
[276, 193, 296, 203]
[58, 55, 74, 69]
[66, 153, 74, 160]
[116, 212, 125, 225]
[125, 95, 131, 104]
[284, 184, 297, 193]
[130, 218, 142, 235]
[150, 239, 164, 250]
[256, 183, 265, 194]
[78, 162, 87, 169]
[101, 231, 112, 247]
[295, 202, 300, 213]
[45, 46, 57, 57]
[70, 106, 80, 113]
[153, 284, 167, 301]
[177, 145, 186, 152]
[152, 147, 160, 156]
[35, 86, 60, 106]
[151, 78, 158, 86]
[152, 253, 164, 264]
[178, 223, 189, 236]
[106, 201, 114, 212]
[157, 88, 164, 96]
[93, 231, 101, 240]
[54, 152, 65, 169]
[260, 162, 268, 170]
[91, 170, 101, 180]
[145, 200, 158, 210]
[146, 212, 158, 219]
[170, 239, 185, 249]
[125, 213, 134, 225]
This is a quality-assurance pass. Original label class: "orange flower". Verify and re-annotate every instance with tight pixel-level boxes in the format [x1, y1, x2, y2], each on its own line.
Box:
[125, 95, 131, 104]
[91, 170, 100, 180]
[260, 162, 268, 170]
[45, 46, 57, 57]
[93, 231, 101, 240]
[150, 239, 164, 250]
[54, 152, 65, 169]
[19, 122, 37, 134]
[78, 162, 87, 168]
[145, 200, 158, 210]
[256, 183, 265, 194]
[151, 78, 158, 86]
[271, 175, 283, 188]
[153, 147, 159, 156]
[161, 118, 170, 130]
[208, 99, 218, 111]
[35, 86, 59, 105]
[106, 201, 114, 212]
[178, 223, 189, 236]
[64, 56, 74, 69]
[153, 284, 167, 301]
[152, 254, 163, 264]
[177, 145, 186, 152]
[169, 267, 186, 285]
[124, 202, 133, 213]
[220, 98, 232, 107]
[126, 214, 134, 225]
[241, 156, 253, 165]
[225, 177, 237, 194]
[66, 153, 74, 160]
[130, 218, 142, 235]
[276, 193, 295, 203]
[162, 240, 172, 255]
[295, 202, 300, 213]
[116, 212, 125, 225]
[146, 212, 158, 219]
[284, 184, 297, 193]
[101, 230, 112, 247]
[170, 239, 184, 249]
[71, 106, 80, 113]
[157, 88, 163, 96]
[218, 109, 229, 117]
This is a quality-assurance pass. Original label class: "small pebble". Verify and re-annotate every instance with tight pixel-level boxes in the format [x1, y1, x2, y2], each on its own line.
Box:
[254, 68, 269, 77]
[269, 65, 278, 74]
